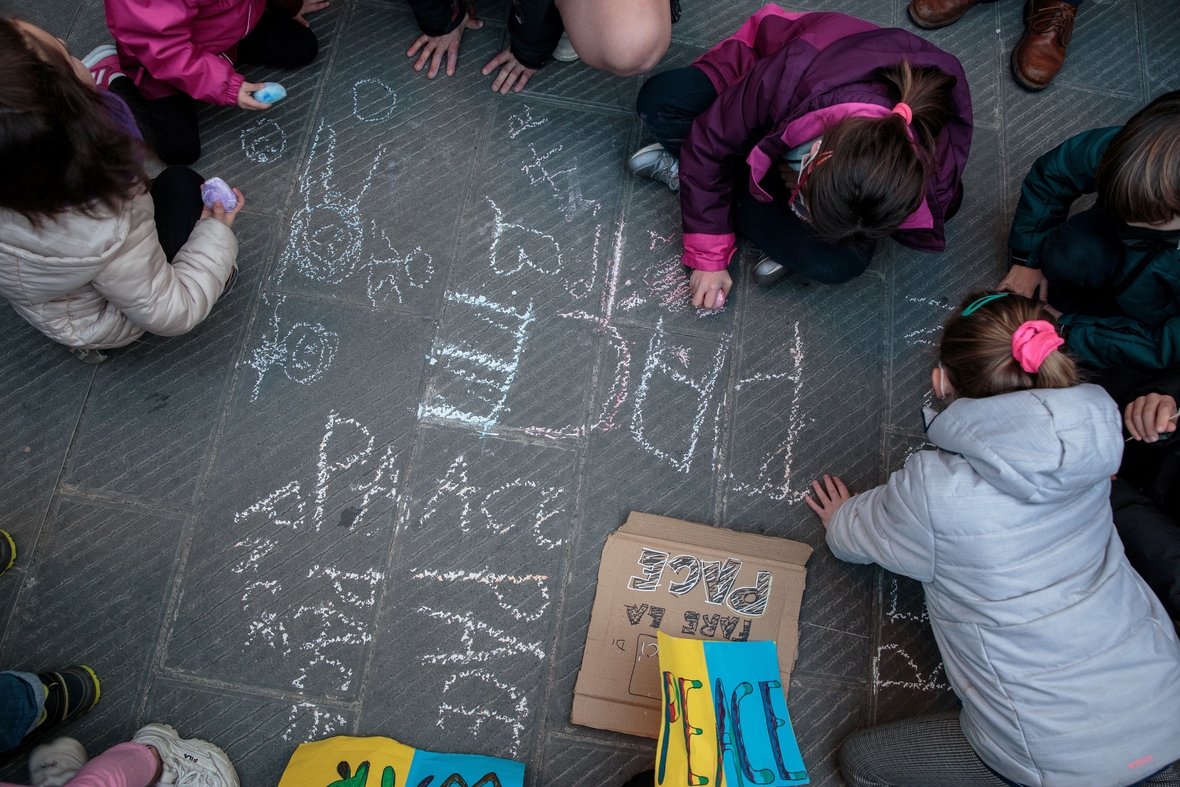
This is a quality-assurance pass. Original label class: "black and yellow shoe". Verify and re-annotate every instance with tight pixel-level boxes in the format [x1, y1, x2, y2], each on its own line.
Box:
[0, 530, 14, 577]
[34, 667, 101, 737]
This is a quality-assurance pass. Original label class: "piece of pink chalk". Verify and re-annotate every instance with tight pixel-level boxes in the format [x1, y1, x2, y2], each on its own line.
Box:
[714, 290, 726, 309]
[201, 177, 238, 212]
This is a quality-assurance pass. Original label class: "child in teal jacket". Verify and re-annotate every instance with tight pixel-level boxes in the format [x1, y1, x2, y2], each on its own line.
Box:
[1002, 90, 1180, 371]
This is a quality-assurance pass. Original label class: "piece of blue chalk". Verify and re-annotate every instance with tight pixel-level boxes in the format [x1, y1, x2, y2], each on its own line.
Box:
[252, 82, 287, 104]
[201, 177, 238, 211]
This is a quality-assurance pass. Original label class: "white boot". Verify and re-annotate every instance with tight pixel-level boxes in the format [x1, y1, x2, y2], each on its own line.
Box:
[131, 723, 239, 787]
[553, 32, 579, 62]
[30, 737, 88, 787]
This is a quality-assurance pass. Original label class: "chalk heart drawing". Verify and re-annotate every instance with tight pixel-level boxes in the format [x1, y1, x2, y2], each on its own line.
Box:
[243, 295, 340, 402]
[352, 78, 396, 123]
[630, 318, 727, 473]
[241, 117, 287, 163]
[486, 198, 563, 276]
[230, 411, 400, 692]
[729, 322, 811, 502]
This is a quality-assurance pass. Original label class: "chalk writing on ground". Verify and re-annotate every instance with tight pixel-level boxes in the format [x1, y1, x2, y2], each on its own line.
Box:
[241, 117, 287, 163]
[280, 702, 351, 743]
[242, 295, 340, 402]
[229, 411, 399, 692]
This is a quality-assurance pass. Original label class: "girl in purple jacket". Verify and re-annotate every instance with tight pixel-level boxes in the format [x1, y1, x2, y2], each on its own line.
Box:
[627, 6, 973, 310]
[87, 0, 327, 166]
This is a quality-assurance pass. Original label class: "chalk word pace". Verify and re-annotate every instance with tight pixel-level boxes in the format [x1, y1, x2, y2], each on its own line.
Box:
[627, 548, 772, 617]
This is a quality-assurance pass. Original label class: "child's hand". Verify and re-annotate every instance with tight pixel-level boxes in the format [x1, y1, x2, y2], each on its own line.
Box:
[200, 188, 245, 229]
[998, 265, 1048, 301]
[805, 474, 852, 529]
[294, 0, 328, 26]
[1125, 393, 1178, 442]
[408, 13, 483, 78]
[482, 49, 538, 94]
[689, 269, 731, 310]
[238, 82, 271, 110]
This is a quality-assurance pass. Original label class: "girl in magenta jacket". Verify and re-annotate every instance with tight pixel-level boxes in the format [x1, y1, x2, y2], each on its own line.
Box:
[93, 0, 327, 165]
[627, 6, 973, 310]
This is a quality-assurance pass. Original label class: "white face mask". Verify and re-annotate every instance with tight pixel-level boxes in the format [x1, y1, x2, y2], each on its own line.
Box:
[936, 363, 949, 401]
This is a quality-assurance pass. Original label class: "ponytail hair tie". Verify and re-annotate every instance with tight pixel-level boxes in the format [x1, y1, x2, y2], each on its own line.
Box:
[1011, 320, 1064, 374]
[891, 102, 913, 125]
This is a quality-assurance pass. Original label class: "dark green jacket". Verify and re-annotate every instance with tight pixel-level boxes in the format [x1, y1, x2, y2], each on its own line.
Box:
[1009, 126, 1180, 371]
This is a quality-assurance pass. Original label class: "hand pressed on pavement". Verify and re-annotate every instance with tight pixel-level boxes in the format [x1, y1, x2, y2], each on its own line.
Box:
[482, 48, 538, 94]
[1125, 393, 1178, 443]
[200, 187, 246, 229]
[805, 474, 852, 529]
[408, 13, 483, 78]
[998, 265, 1048, 301]
[293, 0, 328, 26]
[689, 268, 731, 310]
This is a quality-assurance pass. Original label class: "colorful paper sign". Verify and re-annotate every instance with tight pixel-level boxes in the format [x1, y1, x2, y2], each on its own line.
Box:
[656, 632, 809, 787]
[277, 736, 526, 787]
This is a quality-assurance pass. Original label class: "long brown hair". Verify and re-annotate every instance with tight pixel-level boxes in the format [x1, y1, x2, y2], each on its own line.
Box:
[0, 16, 145, 223]
[1095, 90, 1180, 226]
[803, 60, 957, 247]
[940, 292, 1077, 400]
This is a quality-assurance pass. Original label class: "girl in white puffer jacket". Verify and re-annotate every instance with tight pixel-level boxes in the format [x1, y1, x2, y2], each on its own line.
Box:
[808, 292, 1180, 787]
[0, 16, 240, 363]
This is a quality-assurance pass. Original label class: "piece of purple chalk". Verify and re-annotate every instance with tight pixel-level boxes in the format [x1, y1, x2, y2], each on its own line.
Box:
[201, 177, 237, 212]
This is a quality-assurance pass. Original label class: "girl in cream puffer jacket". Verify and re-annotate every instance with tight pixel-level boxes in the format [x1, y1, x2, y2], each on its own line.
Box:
[0, 16, 239, 359]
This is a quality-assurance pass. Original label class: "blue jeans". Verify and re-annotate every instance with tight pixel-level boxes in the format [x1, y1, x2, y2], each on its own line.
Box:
[0, 671, 43, 753]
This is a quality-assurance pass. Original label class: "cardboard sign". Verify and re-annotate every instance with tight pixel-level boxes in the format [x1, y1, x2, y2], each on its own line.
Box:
[571, 512, 812, 738]
[277, 736, 525, 787]
[656, 633, 808, 787]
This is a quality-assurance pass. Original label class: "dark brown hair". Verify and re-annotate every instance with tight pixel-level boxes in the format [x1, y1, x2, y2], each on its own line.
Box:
[0, 16, 145, 223]
[803, 60, 958, 247]
[1095, 90, 1180, 225]
[939, 292, 1077, 400]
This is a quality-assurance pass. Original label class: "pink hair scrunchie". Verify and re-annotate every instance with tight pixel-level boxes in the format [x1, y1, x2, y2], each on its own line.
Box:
[891, 102, 913, 124]
[1011, 320, 1064, 373]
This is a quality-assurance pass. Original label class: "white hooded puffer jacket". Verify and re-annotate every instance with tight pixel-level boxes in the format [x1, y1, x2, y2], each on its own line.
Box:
[0, 190, 237, 349]
[829, 384, 1180, 787]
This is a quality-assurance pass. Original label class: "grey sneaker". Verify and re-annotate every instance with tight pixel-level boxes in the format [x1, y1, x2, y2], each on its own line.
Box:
[30, 737, 87, 787]
[627, 143, 679, 192]
[131, 723, 239, 787]
[553, 32, 579, 62]
[753, 252, 788, 287]
[68, 347, 108, 364]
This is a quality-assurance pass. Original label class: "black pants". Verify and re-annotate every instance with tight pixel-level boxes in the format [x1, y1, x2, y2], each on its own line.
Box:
[151, 166, 205, 262]
[109, 10, 317, 165]
[1039, 206, 1126, 316]
[635, 66, 874, 285]
[1111, 479, 1180, 621]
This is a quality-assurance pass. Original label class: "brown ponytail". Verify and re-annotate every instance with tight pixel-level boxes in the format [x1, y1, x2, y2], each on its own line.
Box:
[803, 60, 957, 247]
[940, 292, 1078, 400]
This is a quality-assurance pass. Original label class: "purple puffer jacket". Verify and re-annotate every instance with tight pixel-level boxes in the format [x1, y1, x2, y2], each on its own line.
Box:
[105, 0, 268, 106]
[679, 6, 973, 271]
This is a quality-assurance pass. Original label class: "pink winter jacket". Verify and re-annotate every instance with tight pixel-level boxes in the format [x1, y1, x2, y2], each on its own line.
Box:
[105, 0, 267, 106]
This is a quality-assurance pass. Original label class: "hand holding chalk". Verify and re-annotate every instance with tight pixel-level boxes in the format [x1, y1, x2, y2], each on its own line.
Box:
[714, 289, 725, 309]
[252, 82, 287, 104]
[201, 178, 238, 212]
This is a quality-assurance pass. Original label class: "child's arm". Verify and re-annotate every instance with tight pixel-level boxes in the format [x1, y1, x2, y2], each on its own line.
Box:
[1006, 126, 1121, 269]
[1058, 311, 1180, 373]
[820, 458, 937, 582]
[105, 0, 245, 106]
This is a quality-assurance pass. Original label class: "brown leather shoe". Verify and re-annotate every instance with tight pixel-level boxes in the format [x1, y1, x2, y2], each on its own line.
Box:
[1012, 0, 1078, 90]
[908, 0, 986, 29]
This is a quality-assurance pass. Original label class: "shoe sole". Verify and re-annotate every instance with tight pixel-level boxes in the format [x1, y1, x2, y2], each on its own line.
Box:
[0, 530, 14, 575]
[81, 45, 117, 69]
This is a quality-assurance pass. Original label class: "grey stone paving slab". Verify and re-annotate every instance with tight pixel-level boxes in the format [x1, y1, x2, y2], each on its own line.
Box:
[792, 548, 875, 683]
[1000, 0, 1142, 100]
[165, 300, 433, 699]
[786, 676, 866, 787]
[887, 127, 1005, 434]
[359, 428, 575, 760]
[520, 47, 641, 112]
[538, 735, 654, 787]
[1143, 0, 1180, 95]
[0, 498, 186, 758]
[62, 0, 110, 57]
[60, 215, 272, 509]
[143, 678, 355, 785]
[672, 0, 892, 49]
[270, 8, 501, 313]
[4, 0, 83, 37]
[195, 7, 345, 215]
[0, 310, 92, 567]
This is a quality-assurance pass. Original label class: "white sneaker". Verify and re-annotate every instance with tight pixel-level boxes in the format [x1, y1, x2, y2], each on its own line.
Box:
[553, 32, 579, 62]
[30, 738, 88, 787]
[131, 723, 239, 787]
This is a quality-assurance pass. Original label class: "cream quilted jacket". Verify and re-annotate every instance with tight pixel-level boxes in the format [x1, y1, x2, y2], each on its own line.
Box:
[0, 190, 237, 350]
